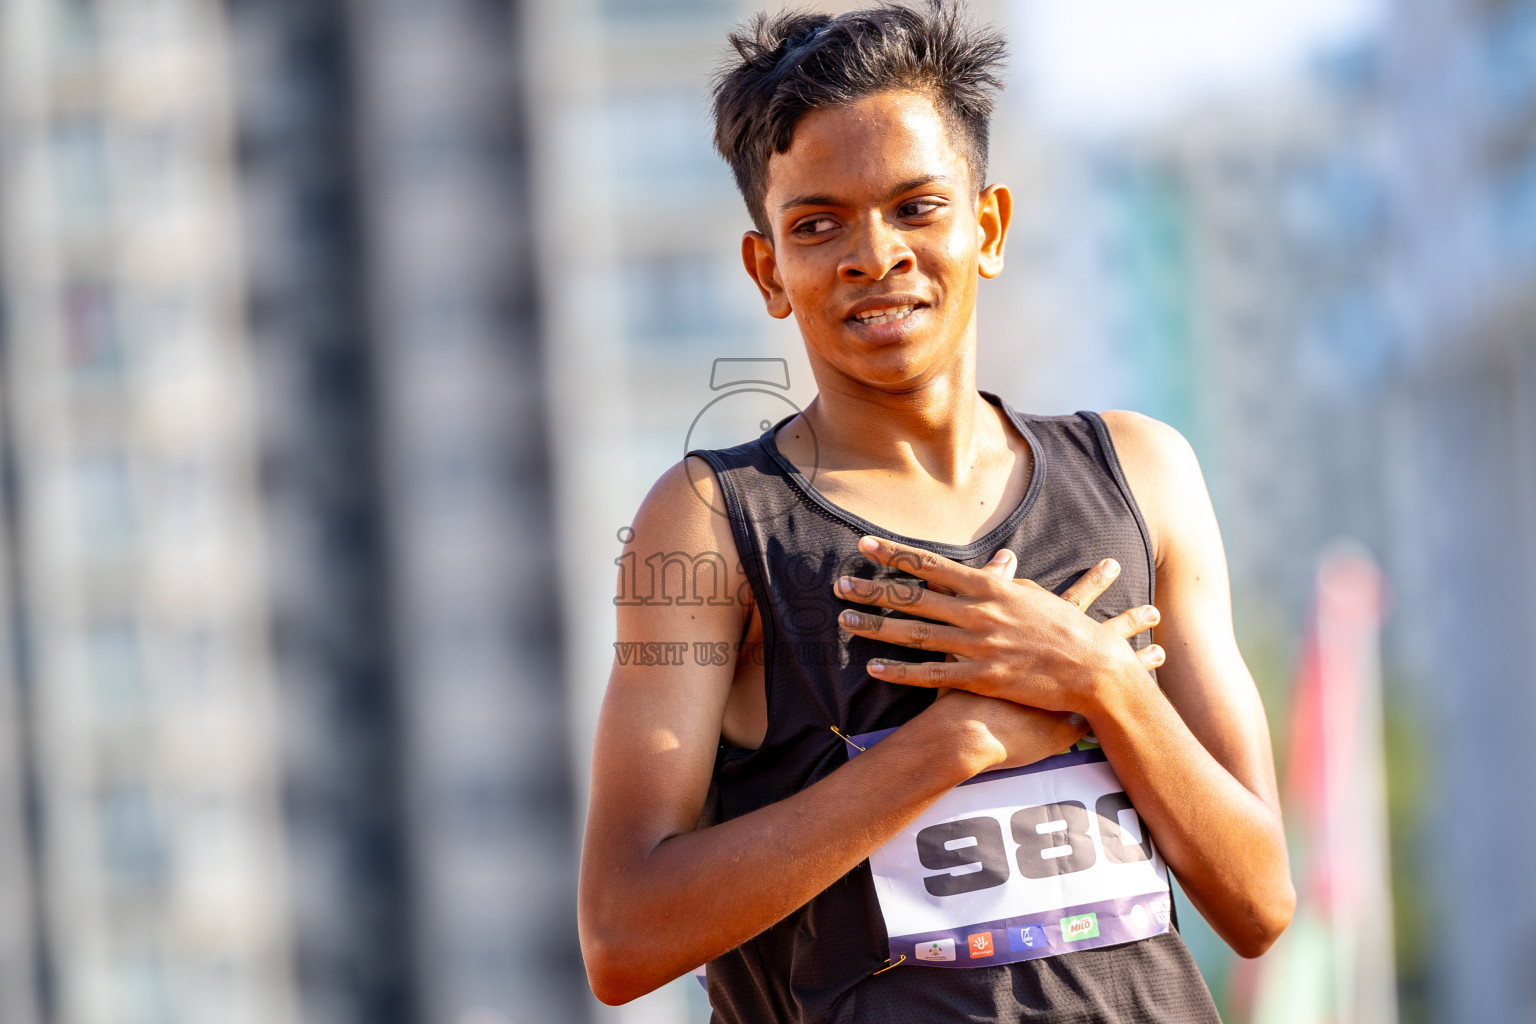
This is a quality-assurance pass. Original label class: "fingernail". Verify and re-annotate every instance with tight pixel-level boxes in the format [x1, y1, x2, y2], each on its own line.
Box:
[1103, 559, 1120, 576]
[838, 578, 853, 594]
[1145, 606, 1160, 624]
[858, 536, 880, 554]
[868, 661, 888, 673]
[840, 610, 866, 628]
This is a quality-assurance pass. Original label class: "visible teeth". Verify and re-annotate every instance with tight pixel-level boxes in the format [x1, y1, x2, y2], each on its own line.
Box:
[854, 304, 915, 325]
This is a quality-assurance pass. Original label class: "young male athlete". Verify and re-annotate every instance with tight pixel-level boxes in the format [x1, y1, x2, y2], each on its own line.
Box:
[579, 4, 1294, 1020]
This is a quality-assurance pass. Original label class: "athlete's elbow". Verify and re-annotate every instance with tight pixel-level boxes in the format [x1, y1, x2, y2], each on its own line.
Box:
[580, 865, 680, 1002]
[580, 902, 630, 1003]
[586, 968, 639, 1007]
[582, 931, 651, 1006]
[1232, 880, 1296, 959]
[1231, 919, 1288, 960]
[587, 968, 639, 1007]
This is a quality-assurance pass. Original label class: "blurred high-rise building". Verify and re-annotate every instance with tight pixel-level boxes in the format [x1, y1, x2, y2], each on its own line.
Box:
[222, 2, 414, 1020]
[978, 47, 1398, 1010]
[1000, 55, 1394, 631]
[1378, 0, 1536, 1019]
[0, 1, 583, 1023]
[989, 2, 1536, 1017]
[0, 2, 300, 1021]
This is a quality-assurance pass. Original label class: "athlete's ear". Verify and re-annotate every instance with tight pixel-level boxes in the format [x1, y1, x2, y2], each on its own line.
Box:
[742, 231, 793, 319]
[976, 183, 1012, 280]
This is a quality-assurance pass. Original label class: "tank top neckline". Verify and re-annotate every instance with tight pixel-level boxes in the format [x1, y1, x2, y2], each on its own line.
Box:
[756, 390, 1049, 561]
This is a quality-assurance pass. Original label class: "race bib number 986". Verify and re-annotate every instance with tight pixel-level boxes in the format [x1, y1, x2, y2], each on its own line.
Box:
[848, 730, 1172, 969]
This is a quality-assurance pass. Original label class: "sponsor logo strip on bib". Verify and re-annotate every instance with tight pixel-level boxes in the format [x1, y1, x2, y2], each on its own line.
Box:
[847, 729, 1172, 968]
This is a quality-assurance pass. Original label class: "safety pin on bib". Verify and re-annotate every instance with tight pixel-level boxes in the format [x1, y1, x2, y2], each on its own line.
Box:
[830, 725, 865, 751]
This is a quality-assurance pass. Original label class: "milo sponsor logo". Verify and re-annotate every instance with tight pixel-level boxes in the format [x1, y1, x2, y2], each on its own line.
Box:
[1060, 913, 1100, 942]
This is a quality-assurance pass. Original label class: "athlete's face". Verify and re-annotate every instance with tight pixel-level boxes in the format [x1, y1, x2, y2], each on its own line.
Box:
[742, 90, 1010, 391]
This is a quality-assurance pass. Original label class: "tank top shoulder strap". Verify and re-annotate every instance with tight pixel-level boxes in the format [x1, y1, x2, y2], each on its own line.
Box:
[1000, 404, 1157, 607]
[685, 426, 810, 617]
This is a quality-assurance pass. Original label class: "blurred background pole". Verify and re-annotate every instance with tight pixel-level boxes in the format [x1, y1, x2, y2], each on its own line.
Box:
[342, 0, 584, 1020]
[224, 1, 416, 1019]
[0, 192, 44, 1024]
[1245, 547, 1397, 1024]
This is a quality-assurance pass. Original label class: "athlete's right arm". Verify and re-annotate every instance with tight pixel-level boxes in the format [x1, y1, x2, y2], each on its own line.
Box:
[577, 458, 1085, 1005]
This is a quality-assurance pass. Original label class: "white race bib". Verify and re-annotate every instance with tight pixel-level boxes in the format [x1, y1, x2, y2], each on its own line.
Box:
[847, 730, 1172, 969]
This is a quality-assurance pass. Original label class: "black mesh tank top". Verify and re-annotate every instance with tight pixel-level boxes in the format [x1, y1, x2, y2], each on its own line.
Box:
[689, 395, 1221, 1024]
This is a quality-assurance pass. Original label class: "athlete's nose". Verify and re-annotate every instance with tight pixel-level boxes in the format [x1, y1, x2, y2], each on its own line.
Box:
[838, 214, 913, 282]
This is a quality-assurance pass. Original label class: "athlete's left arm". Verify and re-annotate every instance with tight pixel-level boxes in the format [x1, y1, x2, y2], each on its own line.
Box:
[1093, 408, 1295, 957]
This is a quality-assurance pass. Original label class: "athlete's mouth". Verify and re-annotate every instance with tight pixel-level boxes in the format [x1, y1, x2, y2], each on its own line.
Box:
[850, 304, 919, 326]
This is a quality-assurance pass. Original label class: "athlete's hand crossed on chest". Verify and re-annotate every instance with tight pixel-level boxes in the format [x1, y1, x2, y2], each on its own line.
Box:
[837, 534, 1161, 726]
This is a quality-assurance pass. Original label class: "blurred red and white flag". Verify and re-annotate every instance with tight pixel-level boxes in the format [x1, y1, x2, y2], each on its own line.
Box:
[1240, 545, 1398, 1024]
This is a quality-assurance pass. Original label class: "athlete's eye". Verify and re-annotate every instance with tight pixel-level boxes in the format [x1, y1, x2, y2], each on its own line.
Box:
[899, 200, 942, 219]
[792, 216, 839, 237]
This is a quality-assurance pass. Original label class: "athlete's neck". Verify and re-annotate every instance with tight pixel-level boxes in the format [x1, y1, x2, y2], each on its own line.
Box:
[786, 353, 1007, 484]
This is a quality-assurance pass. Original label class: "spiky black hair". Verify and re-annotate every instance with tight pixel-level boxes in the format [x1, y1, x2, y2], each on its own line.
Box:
[712, 1, 1007, 235]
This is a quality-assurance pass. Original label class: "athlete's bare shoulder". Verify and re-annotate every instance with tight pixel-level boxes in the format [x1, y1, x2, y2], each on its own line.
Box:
[620, 455, 752, 649]
[1097, 409, 1208, 567]
[631, 455, 745, 583]
[634, 456, 737, 550]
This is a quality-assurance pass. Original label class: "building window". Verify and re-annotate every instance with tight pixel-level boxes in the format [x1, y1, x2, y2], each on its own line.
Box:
[1494, 156, 1536, 265]
[98, 784, 168, 889]
[111, 949, 173, 1024]
[619, 252, 754, 346]
[52, 117, 110, 221]
[607, 91, 732, 196]
[75, 450, 136, 549]
[171, 626, 217, 701]
[87, 619, 146, 713]
[599, 0, 733, 22]
[63, 280, 124, 380]
[120, 121, 192, 214]
[50, 0, 98, 59]
[155, 456, 215, 539]
[128, 289, 196, 372]
[1485, 5, 1536, 126]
